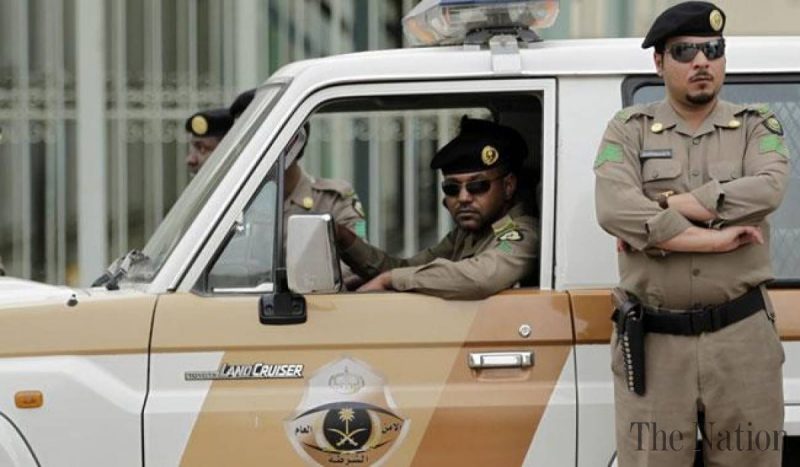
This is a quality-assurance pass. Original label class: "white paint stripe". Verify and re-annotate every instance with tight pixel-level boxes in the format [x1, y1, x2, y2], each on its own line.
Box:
[522, 348, 577, 466]
[144, 351, 224, 467]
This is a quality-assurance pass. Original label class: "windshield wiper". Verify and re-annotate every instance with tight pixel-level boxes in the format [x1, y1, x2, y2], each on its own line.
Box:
[91, 249, 149, 290]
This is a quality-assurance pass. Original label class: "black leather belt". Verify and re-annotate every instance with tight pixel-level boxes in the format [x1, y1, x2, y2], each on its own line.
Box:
[611, 287, 765, 336]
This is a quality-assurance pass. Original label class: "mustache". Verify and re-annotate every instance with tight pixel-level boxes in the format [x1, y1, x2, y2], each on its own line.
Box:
[690, 71, 713, 82]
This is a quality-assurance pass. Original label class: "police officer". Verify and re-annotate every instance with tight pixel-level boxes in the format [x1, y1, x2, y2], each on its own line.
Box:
[201, 90, 366, 288]
[335, 116, 538, 300]
[185, 108, 233, 174]
[594, 3, 790, 466]
[185, 90, 366, 239]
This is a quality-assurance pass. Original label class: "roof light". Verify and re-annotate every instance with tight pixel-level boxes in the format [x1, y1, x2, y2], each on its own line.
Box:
[403, 0, 560, 47]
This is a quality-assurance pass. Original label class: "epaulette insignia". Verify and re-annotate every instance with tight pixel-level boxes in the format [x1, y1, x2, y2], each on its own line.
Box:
[498, 230, 523, 241]
[745, 103, 772, 118]
[353, 199, 365, 218]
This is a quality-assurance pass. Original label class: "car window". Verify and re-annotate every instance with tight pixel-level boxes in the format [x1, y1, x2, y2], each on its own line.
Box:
[206, 175, 278, 290]
[630, 78, 800, 282]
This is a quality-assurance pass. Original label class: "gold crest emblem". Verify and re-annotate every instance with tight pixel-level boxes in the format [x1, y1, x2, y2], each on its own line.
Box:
[302, 197, 314, 210]
[709, 10, 724, 32]
[190, 115, 208, 136]
[481, 145, 499, 166]
[650, 122, 664, 133]
[728, 119, 741, 129]
[286, 357, 409, 467]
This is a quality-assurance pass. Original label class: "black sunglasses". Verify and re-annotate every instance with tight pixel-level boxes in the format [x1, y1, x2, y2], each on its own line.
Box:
[665, 38, 725, 63]
[441, 173, 507, 197]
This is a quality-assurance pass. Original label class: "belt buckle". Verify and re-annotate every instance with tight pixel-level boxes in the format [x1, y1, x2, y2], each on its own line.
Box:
[689, 306, 714, 334]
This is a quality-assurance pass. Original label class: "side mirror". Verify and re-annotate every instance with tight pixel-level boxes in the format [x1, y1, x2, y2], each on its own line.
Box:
[286, 214, 342, 294]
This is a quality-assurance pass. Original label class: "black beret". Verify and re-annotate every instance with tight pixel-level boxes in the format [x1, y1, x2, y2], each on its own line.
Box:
[430, 117, 527, 175]
[229, 89, 256, 119]
[185, 108, 234, 138]
[642, 1, 725, 51]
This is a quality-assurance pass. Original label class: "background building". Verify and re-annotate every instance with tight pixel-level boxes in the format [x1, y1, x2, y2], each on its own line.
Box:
[0, 0, 798, 285]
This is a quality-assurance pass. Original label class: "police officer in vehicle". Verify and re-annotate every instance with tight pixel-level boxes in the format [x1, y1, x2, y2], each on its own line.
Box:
[335, 116, 539, 300]
[594, 3, 789, 466]
[185, 90, 366, 239]
[195, 90, 367, 289]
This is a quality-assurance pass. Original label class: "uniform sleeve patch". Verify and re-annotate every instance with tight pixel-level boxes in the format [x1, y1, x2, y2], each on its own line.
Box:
[759, 134, 789, 157]
[764, 117, 784, 136]
[595, 143, 624, 168]
[496, 240, 513, 254]
[354, 219, 367, 239]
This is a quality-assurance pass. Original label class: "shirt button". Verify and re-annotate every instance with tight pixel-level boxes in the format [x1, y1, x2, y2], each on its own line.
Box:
[692, 268, 701, 276]
[692, 138, 701, 145]
[691, 170, 700, 177]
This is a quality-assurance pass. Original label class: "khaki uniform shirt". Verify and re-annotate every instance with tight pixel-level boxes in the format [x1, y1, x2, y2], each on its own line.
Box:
[595, 99, 790, 309]
[284, 169, 365, 237]
[341, 202, 538, 300]
[209, 169, 364, 288]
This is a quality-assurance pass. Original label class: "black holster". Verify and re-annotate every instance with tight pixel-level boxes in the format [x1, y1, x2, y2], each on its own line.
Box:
[612, 289, 646, 396]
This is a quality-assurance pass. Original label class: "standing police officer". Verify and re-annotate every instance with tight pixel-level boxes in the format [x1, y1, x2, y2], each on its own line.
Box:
[595, 2, 790, 466]
[336, 117, 538, 300]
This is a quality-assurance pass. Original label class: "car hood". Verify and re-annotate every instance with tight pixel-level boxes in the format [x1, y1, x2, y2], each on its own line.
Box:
[0, 276, 85, 308]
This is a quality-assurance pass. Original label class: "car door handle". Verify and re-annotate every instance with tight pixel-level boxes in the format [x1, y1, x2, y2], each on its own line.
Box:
[468, 351, 534, 369]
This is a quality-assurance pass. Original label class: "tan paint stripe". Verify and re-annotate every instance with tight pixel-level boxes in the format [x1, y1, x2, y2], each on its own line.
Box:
[0, 295, 155, 357]
[572, 289, 800, 343]
[771, 290, 800, 340]
[570, 289, 614, 344]
[411, 292, 573, 466]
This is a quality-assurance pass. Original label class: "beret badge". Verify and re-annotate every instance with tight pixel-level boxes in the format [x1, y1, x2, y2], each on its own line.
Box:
[481, 145, 499, 166]
[709, 9, 724, 32]
[191, 115, 209, 136]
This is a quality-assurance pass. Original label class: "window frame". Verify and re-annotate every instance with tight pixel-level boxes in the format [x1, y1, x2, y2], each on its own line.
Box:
[178, 78, 558, 294]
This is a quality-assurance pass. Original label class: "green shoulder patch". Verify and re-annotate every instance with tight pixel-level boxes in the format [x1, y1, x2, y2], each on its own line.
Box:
[594, 142, 624, 168]
[353, 219, 367, 239]
[496, 240, 513, 254]
[759, 134, 789, 157]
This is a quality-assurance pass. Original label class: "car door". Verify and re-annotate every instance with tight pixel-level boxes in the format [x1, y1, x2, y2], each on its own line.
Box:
[143, 78, 577, 466]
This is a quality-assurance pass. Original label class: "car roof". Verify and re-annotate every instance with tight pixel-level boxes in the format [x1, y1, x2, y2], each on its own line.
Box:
[268, 36, 800, 90]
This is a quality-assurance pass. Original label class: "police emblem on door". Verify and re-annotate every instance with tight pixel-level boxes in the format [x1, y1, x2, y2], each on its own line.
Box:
[285, 357, 409, 466]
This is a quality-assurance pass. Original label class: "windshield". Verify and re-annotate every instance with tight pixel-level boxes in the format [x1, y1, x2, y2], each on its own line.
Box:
[124, 83, 286, 284]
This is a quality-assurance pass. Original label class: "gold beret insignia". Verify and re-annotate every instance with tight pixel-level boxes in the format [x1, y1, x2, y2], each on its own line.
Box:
[481, 145, 499, 166]
[191, 115, 208, 136]
[709, 10, 724, 32]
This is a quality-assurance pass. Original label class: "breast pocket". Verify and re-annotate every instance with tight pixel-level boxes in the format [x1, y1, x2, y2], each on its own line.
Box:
[641, 159, 683, 199]
[709, 160, 743, 183]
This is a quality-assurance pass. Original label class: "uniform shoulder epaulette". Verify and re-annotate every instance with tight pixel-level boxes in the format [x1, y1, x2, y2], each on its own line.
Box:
[740, 103, 774, 118]
[312, 178, 356, 197]
[740, 103, 784, 135]
[614, 104, 653, 123]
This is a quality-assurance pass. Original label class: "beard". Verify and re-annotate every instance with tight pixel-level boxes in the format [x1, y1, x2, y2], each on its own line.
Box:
[686, 91, 716, 105]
